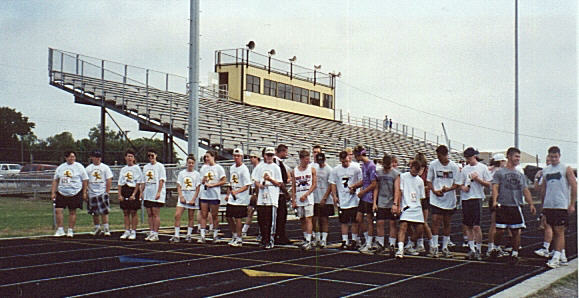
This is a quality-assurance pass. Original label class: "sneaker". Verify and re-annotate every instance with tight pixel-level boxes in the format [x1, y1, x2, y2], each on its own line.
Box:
[389, 245, 396, 258]
[534, 248, 550, 258]
[230, 239, 243, 247]
[144, 233, 153, 241]
[441, 247, 453, 258]
[242, 232, 248, 238]
[546, 258, 560, 269]
[311, 239, 318, 248]
[128, 231, 136, 240]
[319, 240, 327, 248]
[90, 227, 102, 236]
[169, 236, 180, 243]
[66, 229, 74, 238]
[428, 246, 439, 258]
[416, 244, 426, 253]
[474, 251, 482, 261]
[228, 238, 236, 245]
[185, 234, 192, 243]
[448, 240, 456, 248]
[211, 235, 221, 244]
[374, 243, 385, 255]
[340, 241, 348, 250]
[264, 242, 273, 250]
[120, 230, 130, 240]
[462, 241, 469, 248]
[348, 240, 358, 251]
[103, 229, 111, 237]
[466, 250, 475, 260]
[197, 237, 206, 244]
[359, 243, 372, 254]
[302, 241, 313, 251]
[405, 247, 419, 256]
[404, 242, 414, 250]
[560, 254, 568, 266]
[54, 228, 65, 237]
[395, 249, 404, 259]
[149, 234, 159, 242]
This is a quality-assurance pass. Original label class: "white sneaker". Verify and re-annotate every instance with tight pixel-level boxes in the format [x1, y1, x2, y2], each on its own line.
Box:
[169, 236, 180, 243]
[185, 234, 192, 243]
[103, 229, 111, 237]
[54, 228, 65, 237]
[120, 230, 130, 240]
[145, 233, 153, 241]
[395, 249, 404, 259]
[128, 231, 136, 240]
[230, 239, 243, 247]
[442, 247, 453, 258]
[66, 229, 74, 238]
[228, 238, 236, 245]
[198, 237, 206, 244]
[404, 242, 414, 250]
[319, 240, 327, 248]
[242, 232, 248, 238]
[546, 258, 560, 269]
[560, 254, 568, 266]
[90, 227, 101, 236]
[405, 247, 420, 256]
[416, 244, 426, 253]
[428, 246, 439, 258]
[534, 248, 550, 258]
[448, 240, 456, 248]
[301, 241, 313, 251]
[359, 243, 372, 254]
[149, 234, 159, 242]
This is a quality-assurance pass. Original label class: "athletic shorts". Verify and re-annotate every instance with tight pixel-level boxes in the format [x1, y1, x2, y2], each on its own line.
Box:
[495, 205, 525, 229]
[87, 194, 110, 215]
[119, 185, 141, 211]
[420, 197, 430, 210]
[357, 200, 373, 215]
[54, 192, 83, 210]
[144, 200, 164, 208]
[339, 207, 358, 224]
[376, 207, 397, 220]
[295, 205, 314, 218]
[226, 205, 248, 219]
[543, 208, 569, 227]
[461, 199, 481, 227]
[314, 203, 335, 217]
[200, 199, 220, 205]
[430, 205, 455, 216]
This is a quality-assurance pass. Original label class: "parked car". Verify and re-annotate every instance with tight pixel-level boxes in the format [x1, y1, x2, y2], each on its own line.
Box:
[0, 164, 22, 177]
[19, 164, 57, 174]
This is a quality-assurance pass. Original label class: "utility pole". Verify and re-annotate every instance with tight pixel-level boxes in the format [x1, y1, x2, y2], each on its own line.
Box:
[188, 0, 200, 168]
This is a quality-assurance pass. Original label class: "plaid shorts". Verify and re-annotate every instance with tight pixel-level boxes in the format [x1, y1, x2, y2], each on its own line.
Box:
[88, 194, 110, 215]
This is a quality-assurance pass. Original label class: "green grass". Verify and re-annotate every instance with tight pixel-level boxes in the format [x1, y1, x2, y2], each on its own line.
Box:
[0, 196, 190, 237]
[529, 271, 578, 298]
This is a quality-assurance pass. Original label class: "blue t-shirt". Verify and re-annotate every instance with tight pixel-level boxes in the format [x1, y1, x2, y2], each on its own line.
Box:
[361, 160, 377, 203]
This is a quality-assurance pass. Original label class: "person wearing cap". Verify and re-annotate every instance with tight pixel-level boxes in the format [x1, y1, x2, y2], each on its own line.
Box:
[292, 149, 317, 250]
[142, 148, 167, 242]
[457, 147, 491, 260]
[351, 145, 378, 254]
[252, 147, 283, 249]
[170, 154, 201, 243]
[539, 146, 576, 268]
[273, 144, 292, 245]
[198, 150, 227, 243]
[485, 152, 507, 257]
[312, 152, 333, 248]
[427, 145, 460, 258]
[118, 149, 143, 240]
[85, 150, 114, 237]
[225, 148, 252, 247]
[490, 147, 536, 264]
[242, 151, 261, 238]
[51, 150, 89, 238]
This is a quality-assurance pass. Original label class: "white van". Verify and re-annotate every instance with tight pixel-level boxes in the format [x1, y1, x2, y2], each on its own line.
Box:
[0, 164, 22, 177]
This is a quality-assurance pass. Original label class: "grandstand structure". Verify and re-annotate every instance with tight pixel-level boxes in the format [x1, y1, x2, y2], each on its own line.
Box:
[48, 48, 461, 165]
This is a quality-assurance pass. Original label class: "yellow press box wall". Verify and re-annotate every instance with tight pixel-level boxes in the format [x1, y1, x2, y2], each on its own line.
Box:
[216, 64, 335, 120]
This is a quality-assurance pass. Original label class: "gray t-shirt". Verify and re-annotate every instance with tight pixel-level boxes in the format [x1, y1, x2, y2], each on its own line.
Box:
[543, 163, 570, 210]
[493, 167, 528, 206]
[376, 168, 400, 208]
[314, 164, 333, 204]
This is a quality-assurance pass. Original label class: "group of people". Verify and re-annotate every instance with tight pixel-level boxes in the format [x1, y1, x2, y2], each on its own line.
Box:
[50, 143, 575, 268]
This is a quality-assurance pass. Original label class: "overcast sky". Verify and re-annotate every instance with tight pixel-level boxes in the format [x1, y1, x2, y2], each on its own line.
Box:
[1, 0, 576, 163]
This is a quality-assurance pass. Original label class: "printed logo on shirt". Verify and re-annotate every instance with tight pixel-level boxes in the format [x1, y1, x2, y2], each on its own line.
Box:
[504, 172, 522, 190]
[146, 170, 155, 183]
[91, 169, 103, 182]
[296, 174, 311, 192]
[341, 176, 350, 188]
[64, 170, 73, 178]
[125, 171, 134, 182]
[184, 177, 193, 190]
[436, 170, 453, 179]
[546, 172, 562, 182]
[231, 173, 239, 185]
[205, 171, 215, 182]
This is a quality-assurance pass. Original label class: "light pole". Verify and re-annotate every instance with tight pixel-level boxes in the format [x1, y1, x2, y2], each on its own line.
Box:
[514, 0, 519, 148]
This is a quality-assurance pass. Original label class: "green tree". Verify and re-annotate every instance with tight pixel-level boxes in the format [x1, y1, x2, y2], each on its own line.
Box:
[0, 107, 36, 162]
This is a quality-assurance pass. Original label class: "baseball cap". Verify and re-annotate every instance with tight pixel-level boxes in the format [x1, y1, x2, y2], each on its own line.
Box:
[492, 153, 507, 161]
[233, 148, 243, 155]
[264, 147, 275, 155]
[90, 150, 102, 157]
[463, 147, 479, 158]
[249, 152, 259, 158]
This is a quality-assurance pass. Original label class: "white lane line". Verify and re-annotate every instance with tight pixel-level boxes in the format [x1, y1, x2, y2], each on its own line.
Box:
[302, 276, 379, 287]
[472, 267, 546, 298]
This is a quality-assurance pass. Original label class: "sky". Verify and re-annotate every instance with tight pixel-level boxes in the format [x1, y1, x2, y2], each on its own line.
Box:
[0, 0, 577, 163]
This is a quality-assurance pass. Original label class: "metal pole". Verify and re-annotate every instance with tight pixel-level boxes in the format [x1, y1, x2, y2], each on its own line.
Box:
[188, 0, 200, 168]
[514, 0, 519, 148]
[101, 60, 106, 160]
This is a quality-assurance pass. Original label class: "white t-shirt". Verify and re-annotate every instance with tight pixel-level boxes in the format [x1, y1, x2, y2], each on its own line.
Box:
[228, 163, 252, 206]
[54, 162, 88, 197]
[427, 159, 460, 210]
[329, 164, 362, 209]
[294, 164, 315, 207]
[199, 164, 226, 200]
[177, 169, 201, 205]
[85, 163, 113, 197]
[457, 162, 491, 201]
[118, 165, 143, 187]
[314, 164, 333, 204]
[143, 162, 167, 203]
[399, 172, 426, 223]
[251, 162, 282, 207]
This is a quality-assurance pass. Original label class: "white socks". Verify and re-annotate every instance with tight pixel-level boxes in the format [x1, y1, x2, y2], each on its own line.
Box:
[389, 237, 397, 246]
[442, 236, 450, 249]
[242, 224, 250, 233]
[376, 236, 385, 246]
[187, 227, 193, 235]
[468, 240, 475, 252]
[342, 234, 349, 243]
[432, 235, 439, 248]
[174, 227, 180, 237]
[200, 228, 206, 238]
[543, 242, 551, 250]
[321, 232, 328, 241]
[305, 234, 312, 242]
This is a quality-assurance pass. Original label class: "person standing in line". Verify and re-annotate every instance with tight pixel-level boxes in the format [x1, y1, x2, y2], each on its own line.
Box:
[142, 149, 167, 242]
[490, 147, 536, 264]
[372, 153, 400, 256]
[540, 146, 576, 268]
[352, 145, 377, 254]
[273, 144, 292, 245]
[312, 152, 333, 248]
[534, 157, 554, 258]
[242, 152, 261, 238]
[292, 149, 317, 250]
[52, 150, 89, 238]
[118, 149, 143, 240]
[198, 150, 227, 243]
[170, 154, 201, 243]
[86, 150, 113, 237]
[225, 148, 252, 247]
[485, 153, 507, 257]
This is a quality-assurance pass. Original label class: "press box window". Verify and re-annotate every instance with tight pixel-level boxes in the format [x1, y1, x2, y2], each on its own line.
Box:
[264, 79, 277, 97]
[323, 94, 333, 108]
[246, 74, 260, 93]
[310, 91, 320, 106]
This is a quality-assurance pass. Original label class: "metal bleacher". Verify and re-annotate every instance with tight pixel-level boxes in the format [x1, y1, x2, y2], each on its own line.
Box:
[48, 48, 461, 166]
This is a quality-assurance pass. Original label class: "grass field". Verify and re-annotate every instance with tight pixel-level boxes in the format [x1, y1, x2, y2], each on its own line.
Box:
[529, 271, 578, 298]
[0, 196, 202, 237]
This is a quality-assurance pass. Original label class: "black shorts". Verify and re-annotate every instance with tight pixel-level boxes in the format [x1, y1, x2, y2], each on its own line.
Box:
[339, 207, 358, 224]
[430, 205, 454, 216]
[357, 200, 373, 215]
[314, 203, 335, 217]
[495, 205, 525, 229]
[87, 194, 110, 216]
[376, 207, 397, 220]
[226, 205, 247, 218]
[54, 192, 83, 210]
[421, 197, 430, 210]
[461, 199, 481, 227]
[120, 185, 141, 211]
[200, 199, 220, 205]
[543, 208, 569, 227]
[144, 200, 164, 208]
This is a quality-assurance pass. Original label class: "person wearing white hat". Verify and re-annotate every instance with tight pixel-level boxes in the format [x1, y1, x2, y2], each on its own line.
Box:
[485, 152, 507, 257]
[225, 148, 252, 247]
